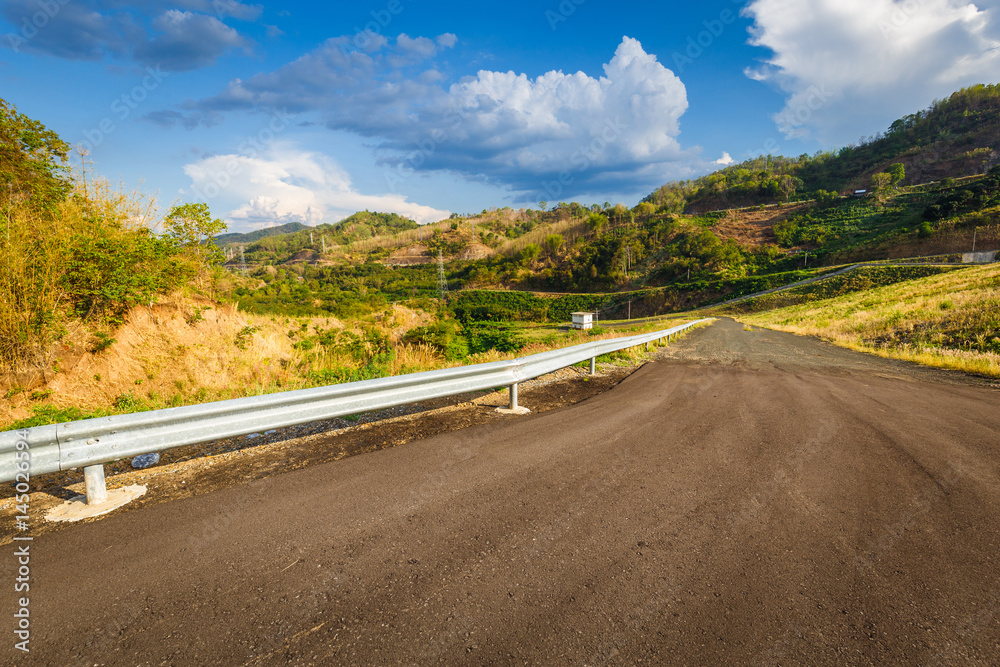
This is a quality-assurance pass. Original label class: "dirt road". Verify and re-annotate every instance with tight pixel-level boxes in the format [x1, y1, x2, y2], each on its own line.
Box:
[5, 319, 1000, 665]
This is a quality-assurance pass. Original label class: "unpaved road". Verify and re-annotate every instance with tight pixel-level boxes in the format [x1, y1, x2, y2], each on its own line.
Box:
[4, 318, 1000, 666]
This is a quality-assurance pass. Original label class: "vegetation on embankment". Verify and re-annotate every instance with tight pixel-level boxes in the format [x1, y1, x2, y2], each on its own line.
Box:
[737, 264, 1000, 378]
[2, 291, 697, 429]
[720, 265, 959, 314]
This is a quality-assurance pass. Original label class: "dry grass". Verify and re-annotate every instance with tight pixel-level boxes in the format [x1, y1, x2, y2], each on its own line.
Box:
[1, 299, 701, 428]
[498, 218, 589, 256]
[741, 263, 1000, 377]
[0, 172, 163, 376]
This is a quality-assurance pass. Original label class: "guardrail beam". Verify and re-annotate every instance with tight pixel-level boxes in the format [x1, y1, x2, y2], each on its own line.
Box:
[0, 318, 712, 485]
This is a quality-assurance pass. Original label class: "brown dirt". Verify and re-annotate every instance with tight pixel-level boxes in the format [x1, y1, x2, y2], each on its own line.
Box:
[709, 202, 815, 247]
[382, 243, 431, 265]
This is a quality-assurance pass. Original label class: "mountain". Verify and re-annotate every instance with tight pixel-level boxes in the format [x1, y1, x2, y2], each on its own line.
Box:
[212, 222, 309, 247]
[645, 84, 1000, 214]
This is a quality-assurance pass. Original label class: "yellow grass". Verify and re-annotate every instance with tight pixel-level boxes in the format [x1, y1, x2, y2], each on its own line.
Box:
[1, 300, 704, 427]
[498, 218, 589, 257]
[740, 263, 1000, 378]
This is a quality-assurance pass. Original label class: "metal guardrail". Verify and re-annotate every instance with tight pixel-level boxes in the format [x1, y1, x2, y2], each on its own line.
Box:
[1, 319, 710, 503]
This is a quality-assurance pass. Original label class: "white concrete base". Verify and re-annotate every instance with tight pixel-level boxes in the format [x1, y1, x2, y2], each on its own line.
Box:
[495, 406, 531, 415]
[45, 485, 147, 523]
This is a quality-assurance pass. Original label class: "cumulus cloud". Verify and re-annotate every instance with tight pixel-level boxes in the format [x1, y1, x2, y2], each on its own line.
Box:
[715, 152, 734, 166]
[744, 0, 1000, 144]
[1, 0, 254, 70]
[183, 35, 692, 199]
[182, 143, 450, 229]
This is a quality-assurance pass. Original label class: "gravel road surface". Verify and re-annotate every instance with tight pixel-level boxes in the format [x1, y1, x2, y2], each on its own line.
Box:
[5, 318, 1000, 666]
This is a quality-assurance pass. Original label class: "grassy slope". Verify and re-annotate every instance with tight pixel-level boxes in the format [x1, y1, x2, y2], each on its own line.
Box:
[3, 295, 698, 429]
[738, 264, 1000, 378]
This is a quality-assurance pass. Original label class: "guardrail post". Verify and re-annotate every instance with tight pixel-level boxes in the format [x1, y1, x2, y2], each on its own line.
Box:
[646, 342, 650, 352]
[509, 383, 518, 410]
[590, 357, 596, 375]
[84, 464, 108, 505]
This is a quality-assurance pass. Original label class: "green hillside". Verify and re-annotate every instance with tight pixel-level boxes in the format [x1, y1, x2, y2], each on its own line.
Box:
[240, 211, 420, 263]
[212, 222, 309, 247]
[646, 84, 1000, 214]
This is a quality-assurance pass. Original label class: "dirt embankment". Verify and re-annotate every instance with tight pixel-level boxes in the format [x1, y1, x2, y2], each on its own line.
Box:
[0, 299, 432, 427]
[707, 202, 815, 247]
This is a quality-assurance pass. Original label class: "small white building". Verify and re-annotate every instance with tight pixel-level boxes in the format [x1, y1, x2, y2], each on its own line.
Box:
[571, 312, 595, 330]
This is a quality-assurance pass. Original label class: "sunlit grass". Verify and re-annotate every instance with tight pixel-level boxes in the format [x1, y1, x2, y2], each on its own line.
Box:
[740, 263, 1000, 377]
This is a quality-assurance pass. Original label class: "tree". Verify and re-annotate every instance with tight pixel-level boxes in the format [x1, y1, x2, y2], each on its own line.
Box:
[520, 243, 541, 265]
[634, 201, 656, 218]
[887, 163, 905, 185]
[538, 201, 548, 212]
[871, 172, 893, 202]
[586, 213, 607, 236]
[0, 97, 71, 211]
[164, 202, 227, 264]
[544, 233, 564, 256]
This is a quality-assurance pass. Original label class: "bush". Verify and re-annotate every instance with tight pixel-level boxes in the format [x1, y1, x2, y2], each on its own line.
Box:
[464, 322, 526, 354]
[403, 320, 468, 360]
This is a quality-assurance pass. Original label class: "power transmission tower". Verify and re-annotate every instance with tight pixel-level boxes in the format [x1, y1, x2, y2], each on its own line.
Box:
[437, 250, 449, 300]
[239, 245, 248, 277]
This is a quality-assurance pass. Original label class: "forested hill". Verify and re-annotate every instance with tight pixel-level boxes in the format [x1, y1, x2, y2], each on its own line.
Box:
[646, 84, 1000, 214]
[212, 222, 308, 247]
[230, 211, 421, 263]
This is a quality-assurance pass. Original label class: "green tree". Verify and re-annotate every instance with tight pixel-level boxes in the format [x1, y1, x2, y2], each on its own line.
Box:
[520, 243, 541, 265]
[586, 213, 607, 236]
[871, 172, 893, 202]
[538, 201, 548, 212]
[0, 97, 72, 211]
[887, 163, 905, 185]
[544, 233, 564, 256]
[63, 227, 179, 323]
[164, 202, 227, 264]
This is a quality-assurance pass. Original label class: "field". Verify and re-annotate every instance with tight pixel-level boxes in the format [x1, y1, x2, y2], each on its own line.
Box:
[738, 263, 1000, 377]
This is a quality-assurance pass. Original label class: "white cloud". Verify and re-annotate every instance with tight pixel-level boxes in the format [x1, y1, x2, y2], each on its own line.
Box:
[744, 0, 1000, 143]
[715, 152, 734, 166]
[182, 143, 450, 230]
[186, 35, 692, 199]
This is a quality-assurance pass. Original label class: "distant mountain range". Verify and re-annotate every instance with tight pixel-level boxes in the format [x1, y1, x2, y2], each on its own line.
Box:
[212, 222, 309, 246]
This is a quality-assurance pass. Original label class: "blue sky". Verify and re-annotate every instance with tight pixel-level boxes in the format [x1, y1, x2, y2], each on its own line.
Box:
[4, 0, 1000, 231]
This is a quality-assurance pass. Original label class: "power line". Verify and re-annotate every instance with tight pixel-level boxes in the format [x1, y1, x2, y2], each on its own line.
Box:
[437, 250, 449, 300]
